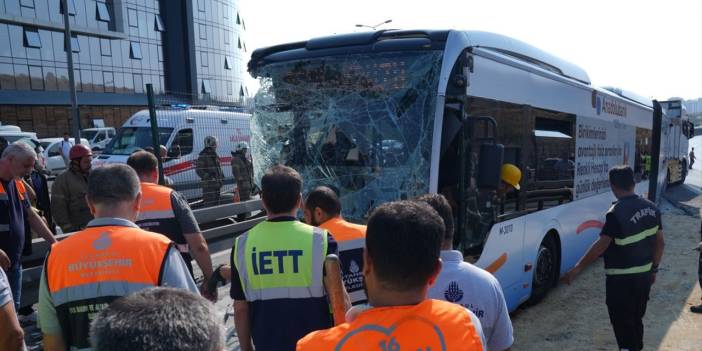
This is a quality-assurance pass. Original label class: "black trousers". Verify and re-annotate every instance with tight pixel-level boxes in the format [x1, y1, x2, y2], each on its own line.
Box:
[606, 273, 652, 351]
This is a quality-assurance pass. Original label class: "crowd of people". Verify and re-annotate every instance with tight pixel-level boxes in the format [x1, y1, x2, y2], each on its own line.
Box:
[0, 136, 686, 351]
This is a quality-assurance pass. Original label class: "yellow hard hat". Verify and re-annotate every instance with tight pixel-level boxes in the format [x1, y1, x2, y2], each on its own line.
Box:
[501, 164, 522, 190]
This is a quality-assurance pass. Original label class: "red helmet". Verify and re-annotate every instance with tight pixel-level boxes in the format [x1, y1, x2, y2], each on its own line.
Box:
[69, 144, 93, 160]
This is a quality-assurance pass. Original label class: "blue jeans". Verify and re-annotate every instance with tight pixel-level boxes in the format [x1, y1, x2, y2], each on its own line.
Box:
[6, 265, 22, 312]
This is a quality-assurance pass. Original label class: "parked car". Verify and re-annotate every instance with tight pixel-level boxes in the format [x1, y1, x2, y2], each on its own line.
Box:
[39, 137, 90, 176]
[82, 127, 116, 152]
[0, 128, 46, 170]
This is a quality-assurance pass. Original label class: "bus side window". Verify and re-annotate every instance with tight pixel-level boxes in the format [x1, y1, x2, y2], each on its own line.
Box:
[525, 110, 575, 211]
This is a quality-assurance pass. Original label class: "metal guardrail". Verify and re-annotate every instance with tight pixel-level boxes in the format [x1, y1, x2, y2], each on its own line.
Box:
[19, 198, 264, 309]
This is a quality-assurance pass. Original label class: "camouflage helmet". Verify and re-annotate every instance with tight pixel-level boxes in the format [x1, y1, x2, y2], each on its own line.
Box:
[204, 136, 218, 148]
[234, 141, 249, 152]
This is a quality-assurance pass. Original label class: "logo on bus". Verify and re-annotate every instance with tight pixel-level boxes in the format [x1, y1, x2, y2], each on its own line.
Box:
[591, 91, 627, 117]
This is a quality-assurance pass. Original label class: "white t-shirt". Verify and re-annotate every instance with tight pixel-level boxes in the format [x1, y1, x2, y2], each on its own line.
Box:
[0, 268, 12, 309]
[428, 250, 514, 351]
[60, 139, 72, 158]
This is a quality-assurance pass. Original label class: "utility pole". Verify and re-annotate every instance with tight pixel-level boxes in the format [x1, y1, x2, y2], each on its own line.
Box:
[62, 0, 81, 144]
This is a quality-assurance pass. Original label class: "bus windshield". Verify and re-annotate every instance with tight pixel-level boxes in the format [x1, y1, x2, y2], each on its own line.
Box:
[105, 127, 173, 155]
[251, 50, 443, 221]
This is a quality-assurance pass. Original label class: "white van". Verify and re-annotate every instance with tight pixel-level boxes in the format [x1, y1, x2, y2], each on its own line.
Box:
[82, 127, 116, 151]
[93, 107, 251, 200]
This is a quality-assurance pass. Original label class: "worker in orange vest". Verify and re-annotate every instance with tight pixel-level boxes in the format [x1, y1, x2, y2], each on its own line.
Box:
[297, 200, 486, 351]
[127, 151, 214, 297]
[38, 164, 198, 351]
[304, 186, 367, 305]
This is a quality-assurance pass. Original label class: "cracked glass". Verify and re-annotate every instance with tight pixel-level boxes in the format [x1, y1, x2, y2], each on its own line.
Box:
[250, 50, 443, 221]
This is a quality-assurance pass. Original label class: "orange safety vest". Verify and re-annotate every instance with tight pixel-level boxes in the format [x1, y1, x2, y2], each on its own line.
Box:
[136, 182, 188, 252]
[0, 179, 27, 232]
[0, 180, 28, 258]
[297, 299, 484, 351]
[319, 217, 367, 305]
[46, 225, 172, 349]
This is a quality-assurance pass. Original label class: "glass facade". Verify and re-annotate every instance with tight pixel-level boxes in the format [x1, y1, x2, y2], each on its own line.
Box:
[0, 0, 248, 135]
[192, 0, 247, 100]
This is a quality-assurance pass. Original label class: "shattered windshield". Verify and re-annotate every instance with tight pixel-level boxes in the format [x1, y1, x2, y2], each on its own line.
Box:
[251, 50, 443, 221]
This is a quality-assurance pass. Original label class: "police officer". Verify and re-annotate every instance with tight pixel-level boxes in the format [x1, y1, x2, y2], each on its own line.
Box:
[231, 165, 346, 351]
[196, 136, 223, 207]
[38, 164, 198, 350]
[304, 186, 367, 305]
[51, 144, 94, 233]
[297, 201, 486, 350]
[127, 151, 214, 289]
[563, 165, 664, 351]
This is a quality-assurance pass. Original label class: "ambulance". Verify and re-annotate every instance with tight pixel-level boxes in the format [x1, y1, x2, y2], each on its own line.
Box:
[93, 106, 251, 201]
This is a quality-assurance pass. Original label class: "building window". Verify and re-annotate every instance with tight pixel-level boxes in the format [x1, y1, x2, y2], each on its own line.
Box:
[243, 41, 247, 52]
[242, 18, 246, 30]
[201, 80, 211, 94]
[226, 81, 233, 95]
[239, 86, 245, 99]
[100, 38, 111, 56]
[130, 42, 142, 59]
[64, 35, 79, 52]
[155, 14, 165, 32]
[236, 12, 241, 25]
[23, 28, 41, 48]
[198, 0, 205, 12]
[59, 0, 76, 15]
[96, 2, 111, 22]
[103, 71, 114, 93]
[133, 73, 143, 93]
[20, 0, 34, 9]
[29, 65, 44, 90]
[200, 51, 208, 67]
[224, 56, 232, 70]
[237, 37, 242, 49]
[199, 24, 207, 40]
[224, 30, 230, 45]
[223, 5, 228, 18]
[127, 8, 138, 27]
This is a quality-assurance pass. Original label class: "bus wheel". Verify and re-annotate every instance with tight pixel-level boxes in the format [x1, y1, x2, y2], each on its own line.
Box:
[528, 236, 556, 305]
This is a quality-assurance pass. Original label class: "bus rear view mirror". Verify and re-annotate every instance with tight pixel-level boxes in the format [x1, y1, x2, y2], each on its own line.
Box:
[477, 144, 504, 190]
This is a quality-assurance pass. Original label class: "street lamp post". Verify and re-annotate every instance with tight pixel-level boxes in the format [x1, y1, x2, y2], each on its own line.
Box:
[61, 0, 81, 145]
[355, 19, 392, 30]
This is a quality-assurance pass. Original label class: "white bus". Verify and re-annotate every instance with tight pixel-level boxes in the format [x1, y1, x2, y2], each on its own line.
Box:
[659, 99, 695, 183]
[247, 30, 668, 311]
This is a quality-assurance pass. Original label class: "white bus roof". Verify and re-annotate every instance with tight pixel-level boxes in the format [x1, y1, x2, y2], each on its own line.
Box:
[459, 31, 591, 85]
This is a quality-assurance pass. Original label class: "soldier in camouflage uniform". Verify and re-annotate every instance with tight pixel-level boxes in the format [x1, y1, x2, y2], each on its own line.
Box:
[196, 136, 224, 207]
[231, 142, 254, 220]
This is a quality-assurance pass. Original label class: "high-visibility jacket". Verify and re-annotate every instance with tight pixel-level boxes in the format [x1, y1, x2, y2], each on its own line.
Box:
[136, 182, 188, 253]
[0, 179, 28, 266]
[45, 225, 172, 349]
[319, 217, 367, 305]
[603, 195, 661, 275]
[233, 220, 332, 350]
[296, 299, 485, 351]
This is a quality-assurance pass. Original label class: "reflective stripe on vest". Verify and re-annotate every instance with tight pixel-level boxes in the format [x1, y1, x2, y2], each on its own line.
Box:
[605, 262, 653, 275]
[234, 221, 327, 302]
[337, 238, 365, 252]
[46, 225, 172, 349]
[136, 182, 185, 244]
[613, 226, 659, 246]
